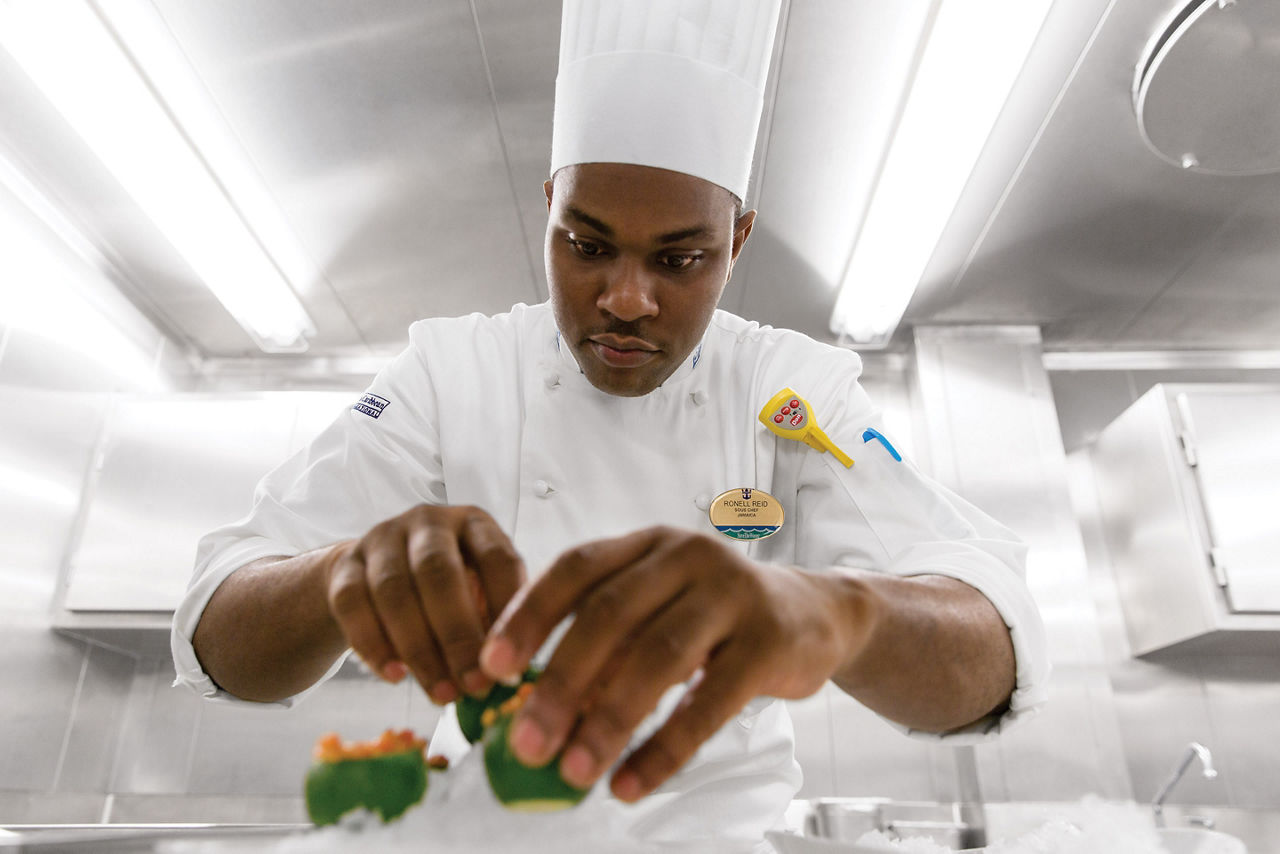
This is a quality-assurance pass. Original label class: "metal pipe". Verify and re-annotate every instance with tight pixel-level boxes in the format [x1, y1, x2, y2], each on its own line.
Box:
[953, 745, 987, 848]
[1152, 742, 1217, 826]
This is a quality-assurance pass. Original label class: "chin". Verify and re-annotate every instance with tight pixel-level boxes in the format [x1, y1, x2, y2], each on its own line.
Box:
[581, 364, 663, 397]
[586, 373, 657, 397]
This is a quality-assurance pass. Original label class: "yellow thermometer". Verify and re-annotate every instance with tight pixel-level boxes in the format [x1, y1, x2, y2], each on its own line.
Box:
[758, 388, 854, 468]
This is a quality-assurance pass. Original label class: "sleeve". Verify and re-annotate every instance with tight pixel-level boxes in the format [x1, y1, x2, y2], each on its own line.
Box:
[170, 337, 449, 706]
[790, 374, 1050, 743]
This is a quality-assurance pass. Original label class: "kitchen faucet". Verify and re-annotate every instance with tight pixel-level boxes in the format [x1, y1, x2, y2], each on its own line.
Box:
[1151, 742, 1217, 827]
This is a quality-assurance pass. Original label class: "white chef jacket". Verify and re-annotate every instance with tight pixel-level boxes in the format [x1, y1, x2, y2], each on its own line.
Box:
[172, 301, 1049, 845]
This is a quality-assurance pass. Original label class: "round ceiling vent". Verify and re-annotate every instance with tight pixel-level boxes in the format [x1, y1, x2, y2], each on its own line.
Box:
[1134, 0, 1280, 175]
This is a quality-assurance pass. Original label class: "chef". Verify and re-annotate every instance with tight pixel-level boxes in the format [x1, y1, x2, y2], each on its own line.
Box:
[173, 0, 1049, 846]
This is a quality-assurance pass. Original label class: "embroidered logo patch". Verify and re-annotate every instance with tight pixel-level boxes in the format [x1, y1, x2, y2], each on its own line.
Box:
[353, 393, 390, 419]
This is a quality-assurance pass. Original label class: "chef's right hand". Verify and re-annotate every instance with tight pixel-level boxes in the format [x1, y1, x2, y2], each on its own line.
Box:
[322, 504, 525, 705]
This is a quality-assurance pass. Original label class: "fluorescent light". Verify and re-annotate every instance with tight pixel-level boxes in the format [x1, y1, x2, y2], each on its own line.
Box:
[0, 0, 315, 353]
[0, 155, 162, 390]
[829, 0, 1054, 347]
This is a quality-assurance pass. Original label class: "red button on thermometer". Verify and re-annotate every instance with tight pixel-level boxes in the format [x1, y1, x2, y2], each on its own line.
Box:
[757, 388, 854, 467]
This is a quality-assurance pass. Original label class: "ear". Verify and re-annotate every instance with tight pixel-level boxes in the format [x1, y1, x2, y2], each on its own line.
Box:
[544, 179, 554, 211]
[727, 210, 757, 281]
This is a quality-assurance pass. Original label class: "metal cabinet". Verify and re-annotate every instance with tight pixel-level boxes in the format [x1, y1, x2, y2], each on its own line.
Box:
[53, 391, 352, 654]
[1090, 384, 1280, 656]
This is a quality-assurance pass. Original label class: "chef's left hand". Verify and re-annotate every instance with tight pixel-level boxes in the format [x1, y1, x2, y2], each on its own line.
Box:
[478, 525, 871, 802]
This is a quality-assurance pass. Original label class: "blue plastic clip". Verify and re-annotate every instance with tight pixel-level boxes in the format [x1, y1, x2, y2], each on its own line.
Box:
[861, 428, 902, 462]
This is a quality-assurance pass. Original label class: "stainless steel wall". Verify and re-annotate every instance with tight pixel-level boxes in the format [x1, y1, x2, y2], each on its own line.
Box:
[1053, 364, 1280, 812]
[0, 321, 121, 820]
[0, 323, 442, 824]
[790, 335, 1280, 814]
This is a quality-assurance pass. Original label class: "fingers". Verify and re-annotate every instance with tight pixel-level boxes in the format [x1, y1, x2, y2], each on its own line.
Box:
[324, 505, 524, 704]
[547, 592, 738, 789]
[364, 541, 453, 701]
[473, 526, 840, 801]
[326, 545, 403, 681]
[611, 641, 760, 802]
[481, 527, 663, 681]
[482, 527, 760, 791]
[457, 511, 526, 629]
[407, 523, 490, 697]
[504, 552, 695, 768]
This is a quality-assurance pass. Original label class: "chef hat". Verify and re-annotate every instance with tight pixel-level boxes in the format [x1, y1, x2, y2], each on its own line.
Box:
[550, 0, 782, 203]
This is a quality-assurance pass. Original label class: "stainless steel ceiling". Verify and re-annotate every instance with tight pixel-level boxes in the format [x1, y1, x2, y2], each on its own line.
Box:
[1, 0, 1276, 361]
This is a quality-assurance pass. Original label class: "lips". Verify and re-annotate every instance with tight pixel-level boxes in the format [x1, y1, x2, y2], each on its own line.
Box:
[590, 334, 657, 352]
[587, 334, 659, 369]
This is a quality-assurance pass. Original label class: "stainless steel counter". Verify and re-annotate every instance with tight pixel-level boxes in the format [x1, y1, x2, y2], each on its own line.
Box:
[5, 802, 1275, 852]
[0, 824, 307, 853]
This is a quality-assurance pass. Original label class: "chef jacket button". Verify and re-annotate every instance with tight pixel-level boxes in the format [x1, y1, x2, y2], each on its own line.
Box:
[534, 479, 553, 497]
[690, 389, 709, 406]
[694, 493, 712, 511]
[544, 373, 560, 389]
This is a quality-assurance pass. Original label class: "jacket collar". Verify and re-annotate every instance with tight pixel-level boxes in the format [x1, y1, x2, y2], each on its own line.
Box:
[552, 330, 705, 393]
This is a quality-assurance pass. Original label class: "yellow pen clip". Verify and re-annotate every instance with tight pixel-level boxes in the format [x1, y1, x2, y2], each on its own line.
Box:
[757, 387, 854, 468]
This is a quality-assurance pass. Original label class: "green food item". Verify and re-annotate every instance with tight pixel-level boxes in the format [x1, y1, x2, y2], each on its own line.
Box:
[482, 712, 589, 812]
[457, 684, 521, 744]
[453, 668, 587, 812]
[455, 668, 539, 744]
[303, 730, 430, 826]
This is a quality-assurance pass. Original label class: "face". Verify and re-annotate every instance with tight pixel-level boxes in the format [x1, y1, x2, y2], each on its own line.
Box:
[544, 163, 755, 397]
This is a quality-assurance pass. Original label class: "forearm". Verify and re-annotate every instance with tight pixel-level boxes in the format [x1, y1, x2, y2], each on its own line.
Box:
[192, 544, 352, 703]
[822, 570, 1016, 733]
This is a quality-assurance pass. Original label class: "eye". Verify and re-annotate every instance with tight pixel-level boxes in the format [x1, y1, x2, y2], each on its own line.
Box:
[660, 253, 700, 270]
[566, 237, 605, 258]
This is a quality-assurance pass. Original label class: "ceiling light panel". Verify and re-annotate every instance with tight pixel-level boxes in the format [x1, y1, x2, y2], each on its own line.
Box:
[830, 0, 1055, 348]
[0, 0, 316, 353]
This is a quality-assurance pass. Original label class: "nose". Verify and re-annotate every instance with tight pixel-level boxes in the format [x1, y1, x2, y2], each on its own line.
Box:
[597, 259, 658, 322]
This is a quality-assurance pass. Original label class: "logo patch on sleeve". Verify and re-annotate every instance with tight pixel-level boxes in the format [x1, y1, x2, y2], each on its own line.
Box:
[353, 393, 390, 419]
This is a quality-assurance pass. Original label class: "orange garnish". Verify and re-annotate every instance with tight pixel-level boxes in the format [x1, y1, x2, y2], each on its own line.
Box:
[312, 729, 428, 763]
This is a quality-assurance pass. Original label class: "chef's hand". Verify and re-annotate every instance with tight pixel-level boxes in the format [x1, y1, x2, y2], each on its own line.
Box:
[478, 526, 870, 801]
[324, 504, 525, 704]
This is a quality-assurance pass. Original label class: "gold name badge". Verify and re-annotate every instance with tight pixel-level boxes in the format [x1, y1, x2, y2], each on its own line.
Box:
[708, 488, 784, 541]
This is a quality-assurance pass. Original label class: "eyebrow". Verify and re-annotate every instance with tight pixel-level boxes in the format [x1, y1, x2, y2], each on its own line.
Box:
[565, 206, 715, 245]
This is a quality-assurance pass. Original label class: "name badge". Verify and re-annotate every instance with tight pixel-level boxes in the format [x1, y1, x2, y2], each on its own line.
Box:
[708, 488, 784, 541]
